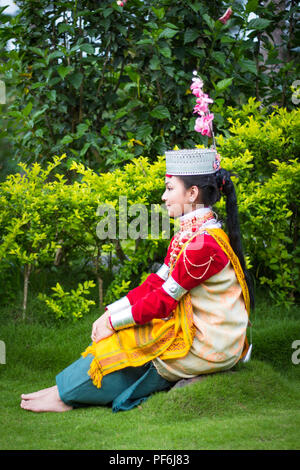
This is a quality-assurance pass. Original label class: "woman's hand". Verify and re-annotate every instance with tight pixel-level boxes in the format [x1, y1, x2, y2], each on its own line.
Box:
[91, 311, 114, 343]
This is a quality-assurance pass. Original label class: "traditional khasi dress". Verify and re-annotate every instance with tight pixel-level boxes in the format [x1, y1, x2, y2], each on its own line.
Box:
[56, 207, 249, 412]
[56, 148, 250, 412]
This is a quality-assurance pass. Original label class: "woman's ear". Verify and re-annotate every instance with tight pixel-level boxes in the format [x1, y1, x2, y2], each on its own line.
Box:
[189, 185, 200, 203]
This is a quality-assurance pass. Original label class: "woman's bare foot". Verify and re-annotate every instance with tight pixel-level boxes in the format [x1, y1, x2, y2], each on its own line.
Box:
[21, 385, 57, 400]
[20, 385, 72, 413]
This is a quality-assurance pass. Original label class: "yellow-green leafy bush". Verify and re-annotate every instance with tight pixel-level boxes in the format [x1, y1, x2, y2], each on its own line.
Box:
[216, 102, 300, 306]
[0, 102, 299, 317]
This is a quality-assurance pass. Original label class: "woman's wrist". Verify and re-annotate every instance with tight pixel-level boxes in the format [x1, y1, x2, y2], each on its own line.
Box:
[106, 314, 115, 331]
[109, 306, 136, 330]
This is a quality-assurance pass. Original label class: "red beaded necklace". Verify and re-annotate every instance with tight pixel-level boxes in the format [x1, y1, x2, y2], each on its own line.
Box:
[169, 210, 215, 272]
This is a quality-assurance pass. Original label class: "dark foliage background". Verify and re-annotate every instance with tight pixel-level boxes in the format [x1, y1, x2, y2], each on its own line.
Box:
[0, 0, 299, 180]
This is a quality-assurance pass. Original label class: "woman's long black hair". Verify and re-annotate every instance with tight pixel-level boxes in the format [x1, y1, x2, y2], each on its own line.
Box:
[178, 168, 255, 311]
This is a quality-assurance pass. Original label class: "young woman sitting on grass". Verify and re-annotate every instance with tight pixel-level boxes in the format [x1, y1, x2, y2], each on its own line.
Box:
[20, 148, 254, 413]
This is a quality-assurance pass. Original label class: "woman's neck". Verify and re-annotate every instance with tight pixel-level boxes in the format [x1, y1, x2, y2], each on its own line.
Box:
[178, 206, 221, 233]
[179, 206, 212, 223]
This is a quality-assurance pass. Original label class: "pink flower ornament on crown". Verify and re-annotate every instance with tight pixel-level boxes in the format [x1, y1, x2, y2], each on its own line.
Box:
[191, 71, 215, 138]
[191, 71, 221, 172]
[194, 114, 214, 136]
[165, 73, 221, 178]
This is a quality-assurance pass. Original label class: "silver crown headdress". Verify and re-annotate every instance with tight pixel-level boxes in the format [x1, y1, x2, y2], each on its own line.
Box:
[165, 148, 219, 176]
[165, 72, 221, 177]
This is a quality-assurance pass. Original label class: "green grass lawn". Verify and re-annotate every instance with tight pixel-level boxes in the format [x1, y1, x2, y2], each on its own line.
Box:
[0, 291, 300, 450]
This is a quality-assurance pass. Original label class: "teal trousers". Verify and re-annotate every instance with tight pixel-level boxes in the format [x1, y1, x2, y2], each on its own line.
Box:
[56, 353, 172, 412]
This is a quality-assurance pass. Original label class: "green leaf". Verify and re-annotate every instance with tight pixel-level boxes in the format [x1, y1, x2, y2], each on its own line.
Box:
[164, 23, 179, 30]
[245, 0, 259, 13]
[29, 47, 46, 58]
[60, 135, 73, 145]
[69, 44, 81, 53]
[159, 46, 171, 58]
[136, 39, 153, 45]
[151, 7, 165, 19]
[23, 102, 33, 117]
[46, 90, 56, 102]
[7, 111, 23, 119]
[126, 99, 144, 111]
[221, 35, 236, 44]
[35, 129, 44, 138]
[58, 23, 75, 34]
[159, 28, 179, 39]
[57, 65, 73, 80]
[149, 55, 161, 70]
[115, 109, 127, 119]
[68, 71, 83, 89]
[189, 48, 205, 58]
[136, 123, 153, 140]
[184, 29, 199, 44]
[48, 77, 61, 87]
[79, 43, 95, 54]
[76, 123, 89, 137]
[47, 51, 64, 63]
[150, 105, 170, 120]
[189, 3, 202, 13]
[215, 78, 233, 91]
[0, 6, 9, 14]
[30, 82, 45, 89]
[103, 8, 113, 18]
[32, 105, 48, 120]
[126, 68, 140, 82]
[203, 14, 215, 30]
[80, 142, 91, 156]
[211, 51, 226, 65]
[147, 22, 158, 30]
[248, 18, 272, 30]
[240, 58, 257, 74]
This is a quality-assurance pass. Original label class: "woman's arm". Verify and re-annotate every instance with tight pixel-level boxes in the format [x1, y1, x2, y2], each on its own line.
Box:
[92, 237, 175, 342]
[91, 310, 114, 343]
[110, 233, 229, 328]
[105, 236, 174, 314]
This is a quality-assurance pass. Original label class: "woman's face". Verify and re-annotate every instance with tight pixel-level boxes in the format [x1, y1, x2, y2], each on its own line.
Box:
[161, 176, 202, 218]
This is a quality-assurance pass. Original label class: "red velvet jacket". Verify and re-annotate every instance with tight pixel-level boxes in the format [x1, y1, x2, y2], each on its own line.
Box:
[126, 232, 229, 325]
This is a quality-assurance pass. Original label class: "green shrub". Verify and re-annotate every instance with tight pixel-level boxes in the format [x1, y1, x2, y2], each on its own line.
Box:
[38, 280, 96, 321]
[0, 102, 299, 315]
[216, 103, 300, 306]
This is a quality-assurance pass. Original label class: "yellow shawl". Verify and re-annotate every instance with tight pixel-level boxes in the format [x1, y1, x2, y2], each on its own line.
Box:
[82, 228, 250, 388]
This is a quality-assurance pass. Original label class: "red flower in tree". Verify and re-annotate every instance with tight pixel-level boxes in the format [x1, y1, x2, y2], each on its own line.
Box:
[218, 7, 233, 24]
